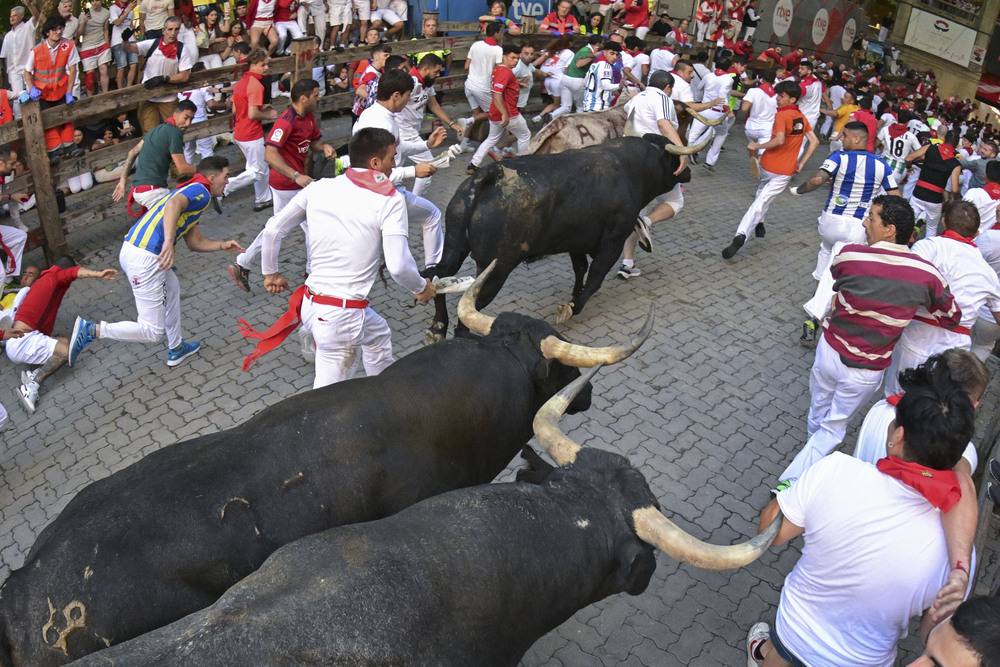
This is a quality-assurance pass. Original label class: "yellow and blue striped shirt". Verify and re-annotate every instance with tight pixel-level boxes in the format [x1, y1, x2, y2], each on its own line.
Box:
[125, 182, 212, 254]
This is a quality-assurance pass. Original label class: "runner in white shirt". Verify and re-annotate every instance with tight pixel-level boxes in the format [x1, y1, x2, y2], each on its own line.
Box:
[687, 54, 745, 171]
[972, 229, 1000, 360]
[254, 127, 435, 388]
[353, 69, 447, 270]
[820, 82, 846, 137]
[741, 69, 777, 178]
[647, 44, 677, 81]
[460, 24, 503, 150]
[530, 38, 573, 124]
[875, 119, 921, 193]
[0, 2, 38, 96]
[962, 161, 1000, 234]
[178, 86, 219, 165]
[582, 44, 619, 112]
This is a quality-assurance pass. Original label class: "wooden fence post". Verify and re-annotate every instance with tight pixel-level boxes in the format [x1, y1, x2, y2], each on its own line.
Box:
[20, 99, 66, 262]
[290, 37, 316, 87]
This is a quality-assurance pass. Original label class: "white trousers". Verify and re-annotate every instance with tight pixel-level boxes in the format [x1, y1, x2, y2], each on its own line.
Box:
[400, 184, 443, 268]
[688, 109, 732, 166]
[133, 186, 170, 210]
[912, 197, 943, 238]
[275, 20, 304, 53]
[814, 211, 865, 280]
[883, 324, 971, 396]
[8, 68, 24, 95]
[401, 128, 434, 197]
[225, 138, 270, 203]
[100, 242, 183, 350]
[782, 335, 884, 482]
[184, 135, 216, 164]
[471, 115, 530, 168]
[237, 186, 303, 269]
[302, 299, 393, 388]
[744, 124, 771, 149]
[971, 316, 1000, 361]
[735, 168, 790, 238]
[695, 20, 711, 42]
[464, 85, 492, 113]
[0, 224, 27, 287]
[552, 76, 585, 118]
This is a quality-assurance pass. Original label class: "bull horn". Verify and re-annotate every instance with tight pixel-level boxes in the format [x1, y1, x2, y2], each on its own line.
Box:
[683, 103, 725, 126]
[664, 130, 714, 156]
[632, 505, 781, 570]
[539, 304, 654, 368]
[531, 364, 603, 466]
[458, 260, 498, 335]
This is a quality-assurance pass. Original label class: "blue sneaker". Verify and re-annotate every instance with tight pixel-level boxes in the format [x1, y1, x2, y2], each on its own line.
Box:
[167, 340, 200, 367]
[68, 316, 97, 367]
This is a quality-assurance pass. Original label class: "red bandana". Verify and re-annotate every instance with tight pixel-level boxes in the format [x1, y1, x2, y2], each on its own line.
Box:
[158, 39, 178, 59]
[886, 392, 903, 406]
[938, 144, 957, 160]
[346, 168, 396, 196]
[876, 456, 961, 512]
[887, 123, 907, 139]
[409, 65, 424, 85]
[183, 173, 213, 191]
[942, 229, 977, 247]
[985, 182, 1000, 201]
[484, 37, 498, 46]
[759, 83, 775, 97]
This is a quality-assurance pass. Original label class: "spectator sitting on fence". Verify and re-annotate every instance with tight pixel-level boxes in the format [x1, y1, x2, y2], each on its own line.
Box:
[57, 129, 94, 195]
[122, 16, 196, 132]
[480, 1, 521, 36]
[196, 5, 232, 69]
[329, 63, 351, 94]
[370, 0, 407, 41]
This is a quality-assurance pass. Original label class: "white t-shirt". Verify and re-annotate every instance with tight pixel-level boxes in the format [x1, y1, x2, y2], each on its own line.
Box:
[743, 85, 776, 131]
[775, 452, 950, 667]
[701, 70, 733, 106]
[177, 86, 213, 122]
[690, 62, 710, 103]
[624, 87, 677, 137]
[139, 0, 172, 30]
[353, 102, 425, 183]
[647, 47, 676, 80]
[108, 3, 136, 47]
[828, 84, 846, 109]
[79, 6, 110, 51]
[0, 18, 35, 73]
[625, 51, 648, 91]
[876, 125, 921, 177]
[255, 0, 276, 20]
[138, 37, 196, 102]
[539, 48, 572, 79]
[512, 59, 533, 107]
[668, 72, 693, 104]
[798, 77, 823, 120]
[260, 172, 425, 299]
[964, 187, 1000, 234]
[397, 71, 435, 136]
[466, 39, 502, 92]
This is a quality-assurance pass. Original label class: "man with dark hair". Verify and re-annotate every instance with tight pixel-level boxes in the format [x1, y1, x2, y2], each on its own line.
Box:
[957, 139, 998, 193]
[112, 99, 198, 217]
[70, 156, 242, 370]
[885, 200, 1000, 395]
[123, 16, 196, 131]
[226, 78, 335, 292]
[748, 359, 975, 667]
[963, 159, 1000, 233]
[241, 127, 435, 388]
[582, 40, 620, 112]
[351, 43, 391, 122]
[906, 130, 963, 238]
[354, 68, 446, 271]
[688, 53, 746, 172]
[552, 34, 603, 118]
[22, 14, 82, 164]
[468, 44, 529, 174]
[742, 68, 777, 178]
[8, 256, 118, 414]
[723, 79, 818, 259]
[796, 58, 823, 139]
[779, 194, 961, 487]
[909, 595, 1000, 667]
[224, 48, 278, 212]
[462, 22, 504, 144]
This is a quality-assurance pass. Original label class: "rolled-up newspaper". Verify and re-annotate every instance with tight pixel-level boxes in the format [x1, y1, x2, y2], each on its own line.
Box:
[432, 275, 476, 293]
[412, 143, 464, 168]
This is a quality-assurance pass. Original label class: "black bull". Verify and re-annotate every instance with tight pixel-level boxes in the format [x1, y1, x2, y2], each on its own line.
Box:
[424, 135, 691, 339]
[68, 367, 779, 667]
[0, 305, 652, 667]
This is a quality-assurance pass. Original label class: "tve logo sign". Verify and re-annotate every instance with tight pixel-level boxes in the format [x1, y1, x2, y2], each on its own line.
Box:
[510, 0, 546, 21]
[842, 17, 856, 52]
[773, 0, 793, 38]
[812, 8, 829, 44]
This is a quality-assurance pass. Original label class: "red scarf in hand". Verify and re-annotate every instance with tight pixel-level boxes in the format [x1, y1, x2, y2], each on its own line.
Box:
[876, 455, 961, 511]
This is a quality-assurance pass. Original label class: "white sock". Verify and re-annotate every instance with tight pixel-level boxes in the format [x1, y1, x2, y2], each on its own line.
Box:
[622, 259, 634, 268]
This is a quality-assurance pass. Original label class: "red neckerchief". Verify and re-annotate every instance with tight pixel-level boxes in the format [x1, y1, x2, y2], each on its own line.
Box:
[714, 68, 728, 76]
[938, 144, 957, 160]
[158, 38, 178, 59]
[886, 392, 903, 406]
[876, 456, 961, 512]
[942, 229, 977, 247]
[180, 173, 213, 191]
[985, 182, 1000, 200]
[671, 29, 688, 44]
[346, 168, 396, 196]
[484, 37, 498, 46]
[776, 103, 800, 115]
[760, 83, 775, 96]
[409, 65, 424, 85]
[887, 123, 907, 139]
[244, 70, 264, 83]
[114, 0, 129, 7]
[800, 74, 818, 86]
[165, 116, 177, 126]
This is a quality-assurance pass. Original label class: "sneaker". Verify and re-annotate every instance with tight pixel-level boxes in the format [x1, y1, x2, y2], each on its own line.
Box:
[617, 263, 641, 279]
[721, 234, 746, 260]
[755, 222, 766, 238]
[531, 115, 542, 124]
[17, 381, 38, 414]
[989, 481, 1000, 510]
[0, 313, 11, 330]
[167, 340, 200, 367]
[487, 148, 502, 163]
[459, 139, 474, 153]
[989, 458, 1000, 485]
[466, 163, 479, 175]
[211, 195, 222, 215]
[635, 215, 653, 253]
[298, 327, 315, 361]
[749, 154, 760, 180]
[703, 162, 716, 172]
[746, 622, 770, 666]
[68, 316, 97, 367]
[20, 369, 36, 386]
[228, 262, 252, 293]
[253, 200, 273, 213]
[771, 479, 792, 496]
[689, 152, 698, 164]
[799, 318, 818, 348]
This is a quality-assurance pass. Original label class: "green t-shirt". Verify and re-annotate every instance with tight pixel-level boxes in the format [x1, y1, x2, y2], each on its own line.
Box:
[133, 122, 184, 188]
[564, 45, 593, 79]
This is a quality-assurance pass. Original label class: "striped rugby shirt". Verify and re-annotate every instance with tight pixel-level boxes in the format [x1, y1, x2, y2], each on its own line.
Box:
[124, 181, 213, 255]
[823, 241, 961, 370]
[820, 151, 897, 220]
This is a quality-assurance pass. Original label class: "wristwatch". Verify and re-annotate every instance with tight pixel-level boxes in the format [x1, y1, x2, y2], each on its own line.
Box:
[291, 170, 300, 180]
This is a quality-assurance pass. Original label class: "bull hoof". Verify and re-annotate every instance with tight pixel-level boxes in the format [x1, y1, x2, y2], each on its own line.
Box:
[555, 303, 574, 324]
[424, 322, 447, 345]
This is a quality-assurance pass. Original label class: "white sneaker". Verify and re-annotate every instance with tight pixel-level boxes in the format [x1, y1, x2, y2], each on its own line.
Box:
[17, 381, 38, 414]
[617, 263, 641, 279]
[298, 327, 315, 362]
[20, 369, 36, 386]
[746, 622, 770, 666]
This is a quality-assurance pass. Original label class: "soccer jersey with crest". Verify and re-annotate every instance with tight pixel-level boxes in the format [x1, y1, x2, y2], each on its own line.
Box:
[266, 106, 321, 190]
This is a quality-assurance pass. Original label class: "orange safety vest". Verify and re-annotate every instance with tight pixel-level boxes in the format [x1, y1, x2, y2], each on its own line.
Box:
[0, 91, 13, 125]
[32, 40, 73, 101]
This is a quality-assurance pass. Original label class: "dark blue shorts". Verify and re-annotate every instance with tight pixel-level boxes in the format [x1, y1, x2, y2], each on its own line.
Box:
[769, 626, 808, 667]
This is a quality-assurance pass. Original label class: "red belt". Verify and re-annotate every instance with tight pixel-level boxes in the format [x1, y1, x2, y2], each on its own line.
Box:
[126, 184, 161, 218]
[710, 105, 730, 113]
[80, 43, 110, 59]
[912, 315, 970, 335]
[306, 288, 368, 309]
[915, 180, 944, 193]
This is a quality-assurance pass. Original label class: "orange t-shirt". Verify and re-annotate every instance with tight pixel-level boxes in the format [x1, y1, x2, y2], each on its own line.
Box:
[233, 71, 265, 142]
[760, 104, 810, 176]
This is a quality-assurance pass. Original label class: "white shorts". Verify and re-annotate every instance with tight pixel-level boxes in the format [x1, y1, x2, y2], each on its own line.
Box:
[351, 0, 370, 20]
[465, 86, 492, 112]
[744, 123, 771, 146]
[6, 330, 58, 365]
[329, 2, 352, 25]
[82, 46, 113, 71]
[643, 184, 684, 217]
[543, 74, 562, 97]
[250, 18, 274, 30]
[371, 8, 402, 24]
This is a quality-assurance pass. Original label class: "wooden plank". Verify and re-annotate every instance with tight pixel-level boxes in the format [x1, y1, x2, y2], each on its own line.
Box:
[438, 22, 482, 32]
[0, 120, 21, 145]
[19, 100, 66, 261]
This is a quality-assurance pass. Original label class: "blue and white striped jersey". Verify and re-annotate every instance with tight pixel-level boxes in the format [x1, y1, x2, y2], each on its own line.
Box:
[820, 150, 898, 220]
